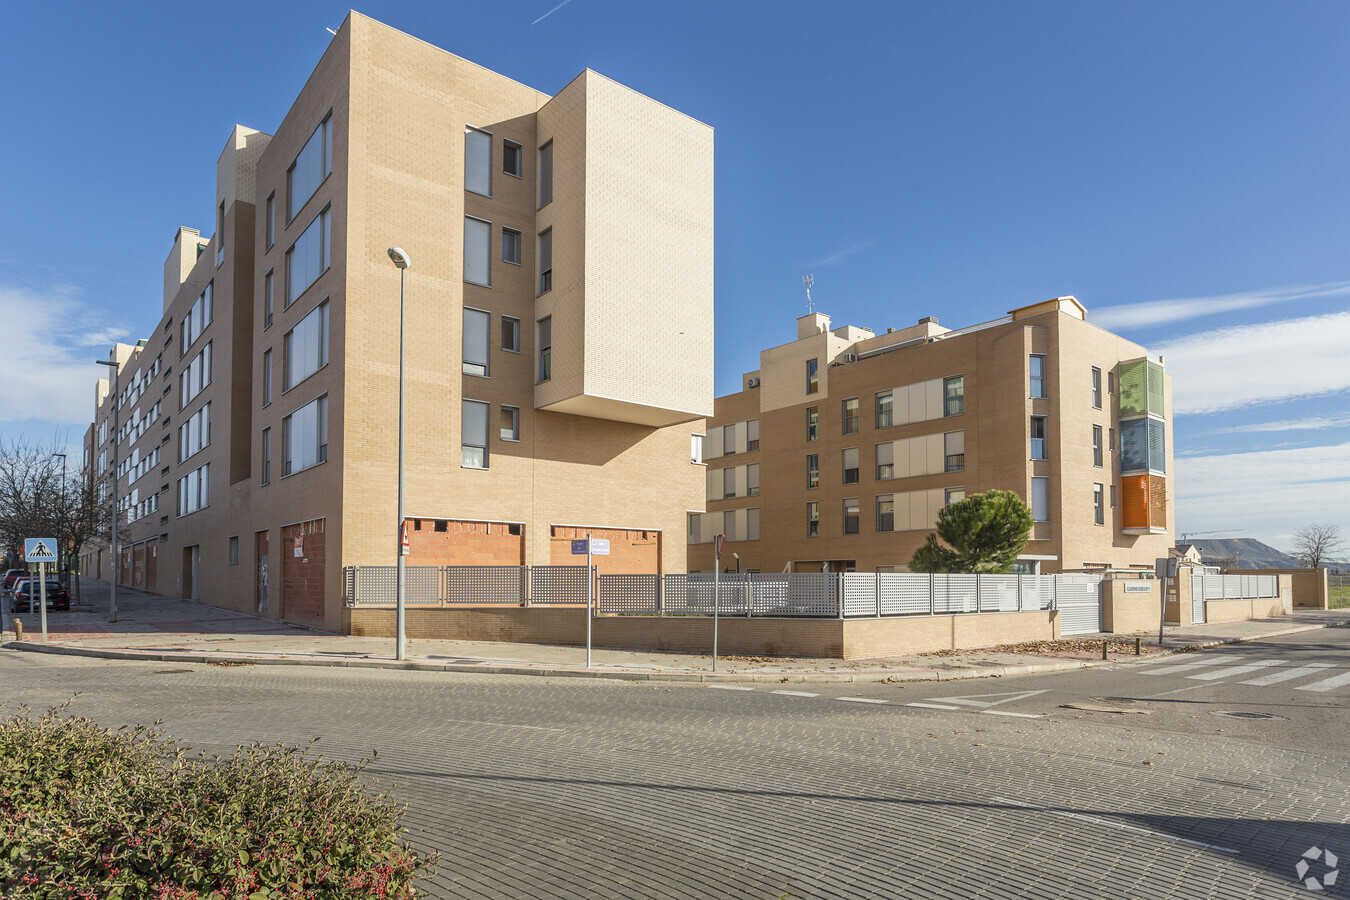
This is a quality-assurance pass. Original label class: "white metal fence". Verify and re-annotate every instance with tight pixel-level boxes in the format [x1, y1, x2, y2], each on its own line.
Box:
[1189, 574, 1280, 601]
[345, 566, 1097, 621]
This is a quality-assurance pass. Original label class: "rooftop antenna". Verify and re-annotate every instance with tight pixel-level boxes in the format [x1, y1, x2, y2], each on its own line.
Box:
[326, 27, 337, 36]
[803, 274, 815, 314]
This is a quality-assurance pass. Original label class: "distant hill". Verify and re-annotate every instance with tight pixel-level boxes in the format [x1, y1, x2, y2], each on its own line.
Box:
[1185, 538, 1303, 570]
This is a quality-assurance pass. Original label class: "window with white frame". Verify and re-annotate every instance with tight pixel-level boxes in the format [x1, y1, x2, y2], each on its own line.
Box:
[288, 116, 331, 221]
[1091, 366, 1102, 408]
[464, 217, 491, 286]
[181, 283, 212, 355]
[1030, 354, 1047, 398]
[1093, 482, 1105, 525]
[465, 127, 492, 197]
[806, 406, 818, 441]
[1031, 476, 1049, 522]
[179, 342, 212, 409]
[842, 398, 859, 434]
[1092, 424, 1103, 467]
[282, 395, 327, 476]
[286, 207, 330, 306]
[944, 375, 964, 416]
[876, 390, 893, 428]
[502, 228, 521, 265]
[806, 502, 819, 537]
[538, 140, 553, 207]
[462, 307, 490, 377]
[691, 434, 704, 465]
[807, 453, 819, 489]
[500, 406, 519, 442]
[1030, 416, 1047, 460]
[284, 300, 329, 390]
[177, 463, 209, 516]
[178, 403, 210, 463]
[461, 399, 489, 469]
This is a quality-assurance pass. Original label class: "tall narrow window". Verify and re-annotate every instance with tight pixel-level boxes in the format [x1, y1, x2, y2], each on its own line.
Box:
[262, 350, 272, 407]
[537, 140, 553, 208]
[723, 467, 735, 499]
[876, 442, 894, 480]
[842, 447, 859, 484]
[537, 229, 552, 294]
[461, 400, 489, 469]
[806, 454, 819, 489]
[265, 193, 275, 249]
[502, 228, 521, 265]
[464, 217, 491, 286]
[261, 428, 271, 485]
[282, 395, 327, 476]
[1091, 366, 1102, 408]
[1109, 427, 1116, 451]
[464, 127, 492, 197]
[285, 207, 330, 306]
[747, 419, 760, 451]
[1030, 416, 1047, 460]
[1093, 483, 1105, 525]
[288, 116, 331, 221]
[502, 316, 520, 352]
[462, 308, 490, 377]
[945, 431, 965, 472]
[806, 358, 819, 394]
[691, 434, 705, 465]
[503, 140, 522, 177]
[842, 398, 859, 434]
[747, 464, 759, 496]
[944, 375, 965, 416]
[843, 498, 860, 535]
[216, 202, 225, 266]
[1031, 476, 1049, 522]
[806, 407, 819, 441]
[536, 317, 551, 383]
[1030, 355, 1047, 398]
[264, 270, 274, 329]
[806, 502, 819, 537]
[876, 495, 894, 533]
[283, 300, 329, 391]
[875, 391, 893, 428]
[500, 406, 519, 442]
[1108, 371, 1115, 395]
[1092, 424, 1103, 467]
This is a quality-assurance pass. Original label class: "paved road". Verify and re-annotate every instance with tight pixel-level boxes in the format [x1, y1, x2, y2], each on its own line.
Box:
[2, 631, 1347, 899]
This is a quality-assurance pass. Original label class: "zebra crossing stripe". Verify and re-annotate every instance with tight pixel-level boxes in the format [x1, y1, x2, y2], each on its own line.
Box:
[1294, 671, 1350, 693]
[1241, 663, 1334, 686]
[1139, 655, 1239, 676]
[1186, 659, 1284, 681]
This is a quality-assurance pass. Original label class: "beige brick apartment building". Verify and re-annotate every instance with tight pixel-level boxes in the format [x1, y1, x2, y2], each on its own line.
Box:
[687, 298, 1174, 575]
[81, 12, 714, 632]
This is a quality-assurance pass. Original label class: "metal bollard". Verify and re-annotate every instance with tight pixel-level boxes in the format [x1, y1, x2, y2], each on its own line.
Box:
[1101, 640, 1108, 660]
[1135, 636, 1141, 656]
[12, 619, 23, 642]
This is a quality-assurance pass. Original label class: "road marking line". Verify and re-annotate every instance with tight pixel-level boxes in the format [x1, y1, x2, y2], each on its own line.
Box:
[981, 710, 1043, 718]
[937, 689, 1049, 708]
[907, 702, 960, 710]
[1242, 663, 1334, 686]
[708, 685, 755, 691]
[1151, 683, 1212, 697]
[1138, 655, 1239, 676]
[837, 697, 888, 704]
[1186, 659, 1285, 681]
[993, 797, 1240, 855]
[1295, 671, 1350, 693]
[771, 690, 820, 697]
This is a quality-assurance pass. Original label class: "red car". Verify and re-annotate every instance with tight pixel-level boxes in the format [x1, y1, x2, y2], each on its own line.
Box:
[3, 569, 30, 591]
[12, 579, 69, 612]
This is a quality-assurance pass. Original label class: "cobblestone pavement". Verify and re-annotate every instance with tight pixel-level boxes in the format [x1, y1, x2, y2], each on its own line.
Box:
[2, 646, 1346, 899]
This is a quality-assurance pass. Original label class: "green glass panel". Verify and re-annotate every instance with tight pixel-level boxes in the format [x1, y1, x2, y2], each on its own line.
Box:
[1118, 359, 1147, 416]
[1145, 360, 1166, 417]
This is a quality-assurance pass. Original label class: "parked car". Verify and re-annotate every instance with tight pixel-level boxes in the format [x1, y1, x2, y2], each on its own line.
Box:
[3, 569, 30, 591]
[12, 579, 69, 612]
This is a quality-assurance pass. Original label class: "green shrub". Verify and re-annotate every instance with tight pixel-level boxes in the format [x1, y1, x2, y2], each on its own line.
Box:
[0, 704, 436, 899]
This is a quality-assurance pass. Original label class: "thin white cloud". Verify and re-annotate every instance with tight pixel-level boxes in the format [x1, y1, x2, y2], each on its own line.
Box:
[531, 0, 578, 25]
[809, 239, 876, 268]
[1175, 442, 1350, 550]
[1091, 281, 1350, 331]
[1153, 309, 1350, 415]
[0, 285, 129, 427]
[1209, 413, 1350, 434]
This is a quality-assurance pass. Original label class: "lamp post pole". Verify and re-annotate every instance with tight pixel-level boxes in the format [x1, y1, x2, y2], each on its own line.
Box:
[53, 452, 67, 581]
[96, 359, 120, 624]
[387, 248, 411, 661]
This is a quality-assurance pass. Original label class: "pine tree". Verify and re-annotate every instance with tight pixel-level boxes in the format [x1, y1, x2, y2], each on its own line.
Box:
[909, 489, 1034, 574]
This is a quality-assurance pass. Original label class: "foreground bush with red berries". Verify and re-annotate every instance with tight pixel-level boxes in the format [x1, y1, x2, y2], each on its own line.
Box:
[0, 705, 436, 898]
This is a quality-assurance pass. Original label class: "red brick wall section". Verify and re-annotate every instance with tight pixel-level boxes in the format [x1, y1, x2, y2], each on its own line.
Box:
[119, 548, 132, 586]
[132, 543, 145, 588]
[406, 519, 525, 566]
[548, 526, 660, 576]
[282, 519, 326, 626]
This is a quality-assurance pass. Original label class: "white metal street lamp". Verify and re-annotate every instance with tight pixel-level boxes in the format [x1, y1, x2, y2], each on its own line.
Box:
[95, 358, 120, 623]
[387, 246, 411, 661]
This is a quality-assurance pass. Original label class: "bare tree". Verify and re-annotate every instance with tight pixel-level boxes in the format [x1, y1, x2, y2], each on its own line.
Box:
[1291, 524, 1346, 569]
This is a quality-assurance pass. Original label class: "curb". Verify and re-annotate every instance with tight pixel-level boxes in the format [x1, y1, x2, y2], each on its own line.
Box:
[2, 619, 1341, 684]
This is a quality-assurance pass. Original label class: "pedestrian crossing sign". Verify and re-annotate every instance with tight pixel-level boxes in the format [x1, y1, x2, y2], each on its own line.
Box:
[24, 538, 57, 562]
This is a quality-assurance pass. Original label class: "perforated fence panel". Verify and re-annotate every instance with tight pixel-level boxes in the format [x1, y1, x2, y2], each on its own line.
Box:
[445, 566, 524, 606]
[530, 565, 590, 606]
[752, 574, 834, 616]
[980, 575, 1021, 612]
[1022, 575, 1056, 611]
[933, 574, 978, 614]
[597, 574, 659, 615]
[878, 573, 932, 616]
[353, 566, 396, 607]
[842, 574, 876, 617]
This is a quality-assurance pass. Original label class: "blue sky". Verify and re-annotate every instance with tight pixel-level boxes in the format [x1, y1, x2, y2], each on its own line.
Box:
[1, 1, 1347, 553]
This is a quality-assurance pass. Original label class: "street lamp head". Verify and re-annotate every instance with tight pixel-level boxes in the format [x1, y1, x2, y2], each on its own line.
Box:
[95, 359, 117, 368]
[387, 247, 411, 269]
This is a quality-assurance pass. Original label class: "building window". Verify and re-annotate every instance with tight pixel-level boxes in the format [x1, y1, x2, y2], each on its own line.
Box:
[1120, 418, 1166, 474]
[284, 300, 329, 391]
[1092, 366, 1102, 408]
[722, 423, 736, 455]
[500, 405, 519, 442]
[537, 228, 552, 294]
[875, 391, 893, 428]
[503, 140, 522, 177]
[1093, 483, 1105, 526]
[723, 466, 735, 499]
[1109, 427, 1116, 451]
[747, 463, 759, 496]
[806, 502, 819, 537]
[747, 419, 760, 451]
[722, 510, 738, 544]
[944, 375, 964, 416]
[177, 463, 209, 516]
[538, 140, 553, 208]
[842, 398, 859, 435]
[502, 316, 520, 352]
[842, 447, 859, 484]
[502, 228, 521, 265]
[1092, 424, 1104, 467]
[1030, 354, 1047, 399]
[264, 270, 274, 329]
[179, 343, 212, 410]
[946, 488, 965, 505]
[287, 115, 331, 222]
[465, 126, 492, 197]
[1030, 416, 1047, 460]
[261, 428, 270, 485]
[178, 402, 211, 462]
[265, 193, 275, 250]
[843, 498, 860, 535]
[181, 283, 212, 355]
[806, 407, 818, 442]
[876, 442, 893, 480]
[537, 317, 551, 382]
[229, 536, 239, 566]
[806, 358, 819, 394]
[462, 400, 489, 469]
[216, 202, 225, 267]
[691, 434, 705, 465]
[285, 207, 330, 306]
[876, 495, 894, 533]
[464, 217, 491, 286]
[462, 307, 490, 377]
[262, 349, 272, 407]
[1110, 483, 1117, 508]
[1108, 371, 1115, 395]
[282, 395, 327, 476]
[806, 454, 819, 489]
[1031, 476, 1049, 522]
[945, 431, 965, 472]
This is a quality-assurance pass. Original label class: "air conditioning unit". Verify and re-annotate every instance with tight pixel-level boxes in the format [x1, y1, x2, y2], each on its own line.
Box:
[844, 353, 859, 363]
[747, 377, 760, 388]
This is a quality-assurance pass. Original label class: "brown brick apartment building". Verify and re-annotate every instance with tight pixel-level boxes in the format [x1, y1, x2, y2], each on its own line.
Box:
[81, 12, 714, 632]
[688, 298, 1174, 574]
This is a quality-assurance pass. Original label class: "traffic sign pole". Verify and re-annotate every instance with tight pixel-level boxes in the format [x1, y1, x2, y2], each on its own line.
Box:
[585, 533, 593, 668]
[713, 534, 724, 673]
[39, 561, 47, 641]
